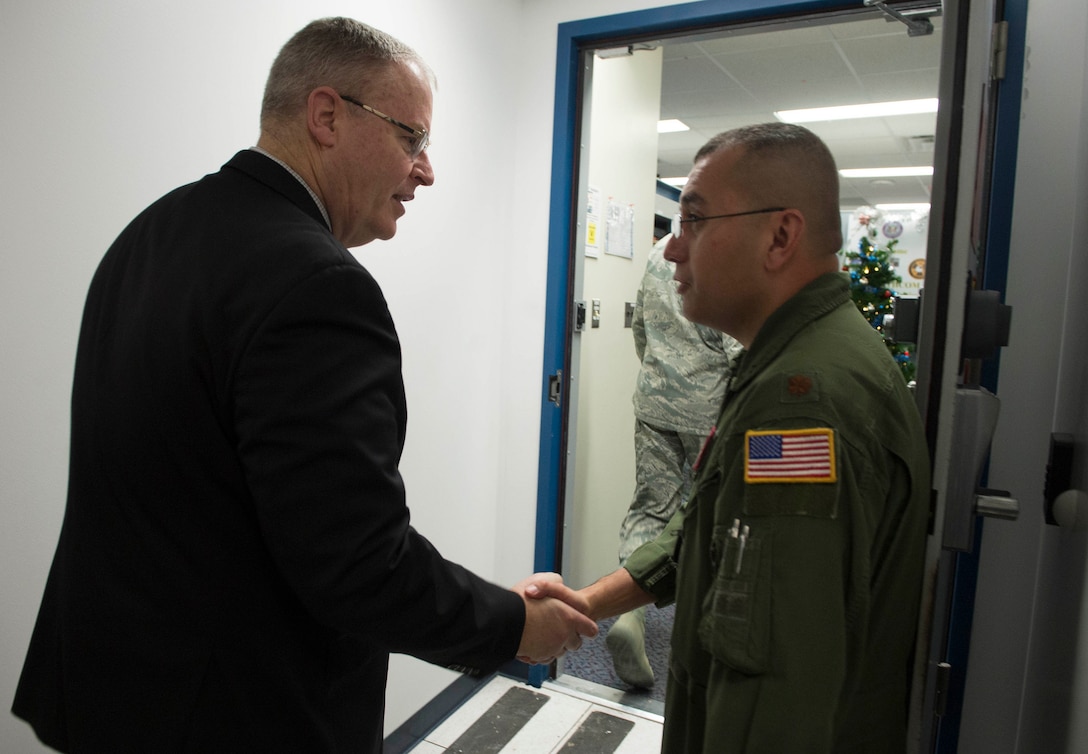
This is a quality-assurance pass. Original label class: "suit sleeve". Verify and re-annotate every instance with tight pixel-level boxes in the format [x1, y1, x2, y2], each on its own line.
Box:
[232, 262, 523, 672]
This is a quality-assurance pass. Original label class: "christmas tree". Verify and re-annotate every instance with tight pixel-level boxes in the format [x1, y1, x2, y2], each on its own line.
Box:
[844, 231, 917, 383]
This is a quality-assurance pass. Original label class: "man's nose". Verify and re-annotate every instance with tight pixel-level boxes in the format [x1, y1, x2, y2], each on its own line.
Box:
[663, 232, 685, 263]
[412, 151, 435, 186]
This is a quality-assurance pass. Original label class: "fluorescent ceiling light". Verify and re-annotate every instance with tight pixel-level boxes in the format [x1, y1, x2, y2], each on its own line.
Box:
[775, 98, 938, 123]
[659, 176, 688, 187]
[657, 119, 689, 133]
[840, 166, 934, 178]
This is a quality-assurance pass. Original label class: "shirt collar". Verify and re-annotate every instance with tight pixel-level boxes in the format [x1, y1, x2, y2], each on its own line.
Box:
[249, 146, 331, 230]
[731, 272, 851, 392]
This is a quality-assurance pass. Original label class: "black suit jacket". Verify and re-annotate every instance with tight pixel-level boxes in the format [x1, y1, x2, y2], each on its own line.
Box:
[13, 150, 524, 753]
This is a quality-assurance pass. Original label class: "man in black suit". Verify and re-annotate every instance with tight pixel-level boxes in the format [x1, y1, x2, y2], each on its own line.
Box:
[12, 17, 595, 753]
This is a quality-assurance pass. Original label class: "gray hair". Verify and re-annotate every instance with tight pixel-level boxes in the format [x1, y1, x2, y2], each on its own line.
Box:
[260, 17, 434, 127]
[696, 123, 843, 253]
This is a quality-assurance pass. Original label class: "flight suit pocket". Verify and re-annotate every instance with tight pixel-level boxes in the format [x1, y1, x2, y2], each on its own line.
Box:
[698, 523, 770, 675]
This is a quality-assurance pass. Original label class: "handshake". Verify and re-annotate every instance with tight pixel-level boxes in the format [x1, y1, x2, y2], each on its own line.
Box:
[510, 569, 651, 665]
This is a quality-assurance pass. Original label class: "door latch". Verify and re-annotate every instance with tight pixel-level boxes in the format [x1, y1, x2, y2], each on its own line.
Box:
[548, 370, 563, 407]
[574, 301, 586, 333]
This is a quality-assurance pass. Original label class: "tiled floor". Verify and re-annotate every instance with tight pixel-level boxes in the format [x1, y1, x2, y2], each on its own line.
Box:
[407, 674, 663, 753]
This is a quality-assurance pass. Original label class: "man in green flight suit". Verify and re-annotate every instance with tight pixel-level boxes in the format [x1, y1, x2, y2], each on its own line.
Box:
[530, 122, 930, 753]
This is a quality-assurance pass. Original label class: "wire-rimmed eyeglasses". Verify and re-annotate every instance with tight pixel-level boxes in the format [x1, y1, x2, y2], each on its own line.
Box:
[671, 207, 786, 238]
[338, 93, 430, 160]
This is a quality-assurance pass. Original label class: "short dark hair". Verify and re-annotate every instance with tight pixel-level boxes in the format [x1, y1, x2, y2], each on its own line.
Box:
[260, 17, 433, 127]
[696, 123, 842, 253]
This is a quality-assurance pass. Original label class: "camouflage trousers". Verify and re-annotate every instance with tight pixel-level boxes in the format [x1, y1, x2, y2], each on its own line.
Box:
[618, 419, 709, 565]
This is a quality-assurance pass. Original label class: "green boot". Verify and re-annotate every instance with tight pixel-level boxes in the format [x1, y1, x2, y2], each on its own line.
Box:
[606, 607, 654, 688]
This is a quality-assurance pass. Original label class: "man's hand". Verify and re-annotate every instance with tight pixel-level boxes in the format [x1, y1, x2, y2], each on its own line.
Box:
[520, 568, 655, 623]
[512, 573, 598, 665]
[515, 572, 592, 615]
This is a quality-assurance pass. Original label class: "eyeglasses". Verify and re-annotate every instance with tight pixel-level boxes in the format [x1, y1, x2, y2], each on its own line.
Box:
[338, 93, 430, 160]
[671, 207, 786, 238]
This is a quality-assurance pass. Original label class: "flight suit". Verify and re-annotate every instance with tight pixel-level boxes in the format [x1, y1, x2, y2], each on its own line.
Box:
[626, 272, 930, 753]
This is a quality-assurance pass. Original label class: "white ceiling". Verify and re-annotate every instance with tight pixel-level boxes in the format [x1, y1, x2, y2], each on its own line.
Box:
[648, 10, 943, 209]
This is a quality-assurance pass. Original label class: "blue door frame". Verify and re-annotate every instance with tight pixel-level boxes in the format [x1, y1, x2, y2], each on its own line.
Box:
[937, 0, 1027, 747]
[534, 0, 861, 598]
[531, 4, 1027, 746]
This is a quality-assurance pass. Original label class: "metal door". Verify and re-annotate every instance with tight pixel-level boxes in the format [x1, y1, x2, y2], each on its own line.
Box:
[536, 3, 1024, 749]
[908, 0, 1023, 749]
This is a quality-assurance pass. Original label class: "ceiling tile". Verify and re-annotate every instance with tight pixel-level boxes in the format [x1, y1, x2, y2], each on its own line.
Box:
[652, 9, 942, 207]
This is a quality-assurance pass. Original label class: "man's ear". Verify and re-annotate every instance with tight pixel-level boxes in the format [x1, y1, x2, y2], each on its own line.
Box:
[307, 87, 341, 148]
[764, 208, 805, 272]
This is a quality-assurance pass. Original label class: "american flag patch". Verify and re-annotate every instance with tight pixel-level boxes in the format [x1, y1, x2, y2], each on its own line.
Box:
[744, 428, 836, 484]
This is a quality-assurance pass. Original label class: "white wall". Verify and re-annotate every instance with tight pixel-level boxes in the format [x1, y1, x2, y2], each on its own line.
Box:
[0, 0, 687, 751]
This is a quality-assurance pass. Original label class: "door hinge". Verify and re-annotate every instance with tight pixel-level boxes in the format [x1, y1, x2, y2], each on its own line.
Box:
[934, 662, 952, 717]
[548, 370, 563, 407]
[991, 21, 1009, 81]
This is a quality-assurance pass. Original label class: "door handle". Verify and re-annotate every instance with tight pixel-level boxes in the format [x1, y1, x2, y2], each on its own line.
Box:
[975, 489, 1019, 520]
[942, 386, 1004, 552]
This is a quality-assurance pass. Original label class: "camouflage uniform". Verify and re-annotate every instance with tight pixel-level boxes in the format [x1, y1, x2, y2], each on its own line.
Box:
[625, 273, 930, 753]
[619, 238, 742, 564]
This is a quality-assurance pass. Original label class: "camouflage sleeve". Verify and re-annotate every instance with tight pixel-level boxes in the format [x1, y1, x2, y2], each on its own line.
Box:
[632, 241, 734, 432]
[632, 278, 647, 363]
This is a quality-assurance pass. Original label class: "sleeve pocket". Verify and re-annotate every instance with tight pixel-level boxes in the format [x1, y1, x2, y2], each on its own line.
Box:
[698, 524, 771, 675]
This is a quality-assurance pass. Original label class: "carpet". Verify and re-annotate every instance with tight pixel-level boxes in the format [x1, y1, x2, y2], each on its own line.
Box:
[561, 603, 674, 704]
